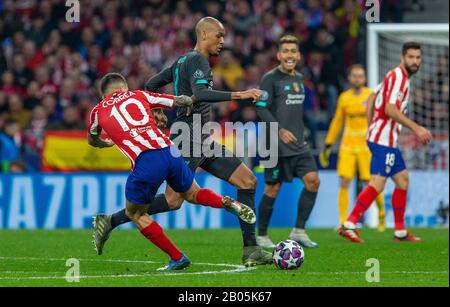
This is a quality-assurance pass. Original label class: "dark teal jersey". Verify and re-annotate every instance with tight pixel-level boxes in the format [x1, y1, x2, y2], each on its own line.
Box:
[146, 50, 231, 143]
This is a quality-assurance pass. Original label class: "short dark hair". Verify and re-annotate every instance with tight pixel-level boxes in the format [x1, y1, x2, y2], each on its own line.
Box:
[99, 72, 127, 95]
[278, 34, 299, 50]
[402, 42, 422, 56]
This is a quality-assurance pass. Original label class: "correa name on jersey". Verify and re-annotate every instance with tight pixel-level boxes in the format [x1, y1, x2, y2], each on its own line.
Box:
[101, 91, 136, 108]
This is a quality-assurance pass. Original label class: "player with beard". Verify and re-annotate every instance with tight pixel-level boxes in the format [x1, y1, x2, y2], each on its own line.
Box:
[338, 42, 432, 243]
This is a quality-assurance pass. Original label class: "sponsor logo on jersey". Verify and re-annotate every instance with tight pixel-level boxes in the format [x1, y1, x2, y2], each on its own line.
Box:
[293, 82, 300, 93]
[286, 94, 305, 105]
[129, 126, 151, 138]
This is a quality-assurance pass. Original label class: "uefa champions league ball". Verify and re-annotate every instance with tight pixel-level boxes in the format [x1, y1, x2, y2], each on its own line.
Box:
[272, 240, 305, 270]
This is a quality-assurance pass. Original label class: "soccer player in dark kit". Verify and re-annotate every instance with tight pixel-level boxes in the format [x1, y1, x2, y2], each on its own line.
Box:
[255, 35, 320, 249]
[93, 17, 273, 266]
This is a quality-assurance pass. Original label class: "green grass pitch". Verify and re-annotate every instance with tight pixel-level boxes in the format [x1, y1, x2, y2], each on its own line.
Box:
[0, 228, 448, 287]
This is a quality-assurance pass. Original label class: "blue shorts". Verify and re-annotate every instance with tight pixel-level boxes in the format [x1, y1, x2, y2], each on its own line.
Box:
[125, 146, 194, 205]
[367, 142, 406, 177]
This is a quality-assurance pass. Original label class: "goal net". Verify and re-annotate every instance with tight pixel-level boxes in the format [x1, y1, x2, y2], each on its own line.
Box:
[368, 24, 449, 170]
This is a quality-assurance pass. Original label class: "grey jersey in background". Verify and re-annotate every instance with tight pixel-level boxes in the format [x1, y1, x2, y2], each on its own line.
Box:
[256, 67, 308, 157]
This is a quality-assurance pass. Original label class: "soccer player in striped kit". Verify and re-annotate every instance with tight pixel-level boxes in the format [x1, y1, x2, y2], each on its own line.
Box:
[88, 73, 256, 270]
[338, 42, 432, 243]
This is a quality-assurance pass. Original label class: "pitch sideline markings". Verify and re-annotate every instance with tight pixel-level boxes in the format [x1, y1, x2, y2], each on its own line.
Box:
[0, 256, 256, 280]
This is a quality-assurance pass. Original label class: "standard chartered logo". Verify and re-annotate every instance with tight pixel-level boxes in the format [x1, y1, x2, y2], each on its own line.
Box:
[286, 94, 305, 105]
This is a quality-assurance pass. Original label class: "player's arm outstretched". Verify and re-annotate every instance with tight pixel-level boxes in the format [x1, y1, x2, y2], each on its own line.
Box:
[144, 65, 197, 107]
[143, 90, 196, 122]
[151, 94, 197, 127]
[145, 66, 174, 93]
[140, 90, 195, 109]
[188, 54, 262, 103]
[385, 102, 432, 145]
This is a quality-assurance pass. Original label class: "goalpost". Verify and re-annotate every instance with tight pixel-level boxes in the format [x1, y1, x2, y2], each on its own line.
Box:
[367, 23, 449, 170]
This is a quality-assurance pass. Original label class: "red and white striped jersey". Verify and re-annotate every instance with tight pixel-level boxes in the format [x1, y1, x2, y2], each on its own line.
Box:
[367, 66, 410, 148]
[88, 90, 174, 169]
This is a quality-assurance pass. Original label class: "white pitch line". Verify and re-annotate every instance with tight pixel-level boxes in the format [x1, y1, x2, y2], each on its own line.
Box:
[0, 256, 244, 267]
[0, 256, 256, 281]
[1, 257, 447, 281]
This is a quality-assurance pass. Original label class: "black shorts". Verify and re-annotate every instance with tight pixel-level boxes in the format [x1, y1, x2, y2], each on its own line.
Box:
[180, 141, 243, 181]
[264, 150, 318, 184]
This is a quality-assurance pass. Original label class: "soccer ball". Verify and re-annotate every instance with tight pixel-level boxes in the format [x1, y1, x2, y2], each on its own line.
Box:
[272, 240, 305, 270]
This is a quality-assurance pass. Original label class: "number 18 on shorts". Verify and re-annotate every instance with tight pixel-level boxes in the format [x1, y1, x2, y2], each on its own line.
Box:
[368, 142, 406, 177]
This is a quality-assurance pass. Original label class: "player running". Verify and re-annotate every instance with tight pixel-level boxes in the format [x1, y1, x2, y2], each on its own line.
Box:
[255, 35, 320, 249]
[320, 65, 386, 231]
[93, 17, 273, 267]
[88, 73, 256, 270]
[338, 42, 432, 243]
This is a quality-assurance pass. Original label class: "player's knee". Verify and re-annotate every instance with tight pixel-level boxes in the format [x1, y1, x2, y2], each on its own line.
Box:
[125, 207, 142, 221]
[340, 177, 352, 189]
[306, 177, 320, 192]
[397, 173, 409, 190]
[237, 173, 257, 190]
[167, 195, 184, 210]
[248, 174, 258, 189]
[370, 179, 386, 193]
[265, 184, 281, 198]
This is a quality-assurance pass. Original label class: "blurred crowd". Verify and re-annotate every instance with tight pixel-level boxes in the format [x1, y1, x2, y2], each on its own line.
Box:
[0, 0, 415, 172]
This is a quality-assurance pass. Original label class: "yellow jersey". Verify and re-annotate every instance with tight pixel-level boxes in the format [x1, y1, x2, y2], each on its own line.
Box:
[325, 87, 372, 152]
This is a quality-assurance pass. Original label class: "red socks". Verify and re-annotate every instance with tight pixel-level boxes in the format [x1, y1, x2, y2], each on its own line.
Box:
[140, 222, 183, 261]
[347, 185, 379, 224]
[195, 189, 225, 209]
[347, 185, 408, 230]
[392, 188, 407, 230]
